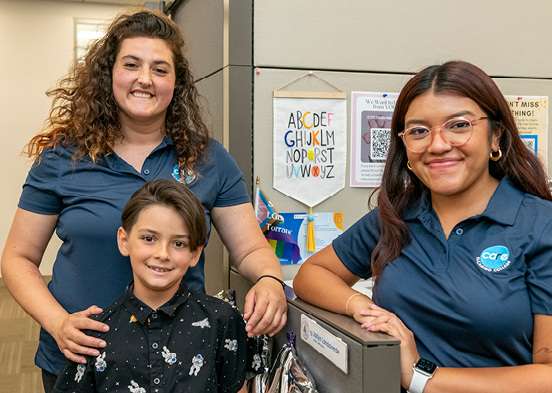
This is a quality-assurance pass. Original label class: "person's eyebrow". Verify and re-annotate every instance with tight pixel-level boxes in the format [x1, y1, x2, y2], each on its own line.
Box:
[119, 55, 172, 68]
[405, 110, 477, 127]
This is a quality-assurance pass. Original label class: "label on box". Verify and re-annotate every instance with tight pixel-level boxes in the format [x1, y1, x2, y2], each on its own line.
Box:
[300, 314, 348, 373]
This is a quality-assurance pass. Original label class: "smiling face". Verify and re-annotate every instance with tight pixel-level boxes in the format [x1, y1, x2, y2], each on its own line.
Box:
[404, 92, 501, 200]
[112, 37, 176, 128]
[117, 204, 202, 309]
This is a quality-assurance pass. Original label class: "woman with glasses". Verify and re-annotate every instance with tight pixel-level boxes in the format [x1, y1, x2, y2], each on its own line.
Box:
[294, 61, 552, 392]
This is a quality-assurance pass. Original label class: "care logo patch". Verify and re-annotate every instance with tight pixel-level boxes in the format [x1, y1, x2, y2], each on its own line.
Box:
[476, 245, 511, 272]
[172, 165, 196, 185]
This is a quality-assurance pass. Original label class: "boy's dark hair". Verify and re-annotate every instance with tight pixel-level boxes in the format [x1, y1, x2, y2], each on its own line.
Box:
[121, 179, 206, 251]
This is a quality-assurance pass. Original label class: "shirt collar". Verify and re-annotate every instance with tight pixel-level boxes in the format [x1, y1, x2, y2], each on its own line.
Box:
[152, 134, 174, 152]
[124, 278, 190, 324]
[104, 135, 174, 168]
[404, 177, 523, 226]
[478, 177, 523, 225]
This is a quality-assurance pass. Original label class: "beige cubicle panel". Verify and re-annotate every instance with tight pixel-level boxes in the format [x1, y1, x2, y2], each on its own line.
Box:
[172, 0, 552, 287]
[253, 0, 552, 79]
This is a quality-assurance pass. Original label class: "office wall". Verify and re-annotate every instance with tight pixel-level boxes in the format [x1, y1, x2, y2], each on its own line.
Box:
[173, 0, 255, 294]
[253, 0, 552, 78]
[0, 0, 128, 277]
[174, 0, 552, 282]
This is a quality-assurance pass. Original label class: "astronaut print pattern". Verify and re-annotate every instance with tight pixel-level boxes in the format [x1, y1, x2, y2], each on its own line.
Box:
[189, 354, 204, 376]
[95, 352, 107, 372]
[128, 380, 146, 393]
[51, 280, 247, 393]
[74, 364, 85, 382]
[162, 346, 177, 365]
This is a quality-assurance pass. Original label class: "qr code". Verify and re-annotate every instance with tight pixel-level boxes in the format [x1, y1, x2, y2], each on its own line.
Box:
[371, 128, 391, 160]
[521, 137, 536, 154]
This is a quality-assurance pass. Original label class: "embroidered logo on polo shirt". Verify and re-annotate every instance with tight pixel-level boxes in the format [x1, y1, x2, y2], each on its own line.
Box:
[476, 245, 511, 272]
[172, 165, 196, 185]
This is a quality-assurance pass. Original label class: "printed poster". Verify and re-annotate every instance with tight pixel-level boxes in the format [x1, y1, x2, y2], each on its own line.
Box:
[273, 92, 347, 207]
[277, 212, 343, 264]
[350, 91, 399, 187]
[504, 95, 548, 166]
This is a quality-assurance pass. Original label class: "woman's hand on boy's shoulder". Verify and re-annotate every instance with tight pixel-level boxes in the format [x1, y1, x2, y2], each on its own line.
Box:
[243, 279, 287, 338]
[53, 305, 110, 364]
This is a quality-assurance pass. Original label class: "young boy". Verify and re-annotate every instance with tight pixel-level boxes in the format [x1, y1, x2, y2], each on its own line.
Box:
[52, 179, 248, 393]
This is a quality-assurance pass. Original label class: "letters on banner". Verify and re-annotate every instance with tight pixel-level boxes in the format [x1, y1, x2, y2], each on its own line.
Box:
[273, 91, 347, 207]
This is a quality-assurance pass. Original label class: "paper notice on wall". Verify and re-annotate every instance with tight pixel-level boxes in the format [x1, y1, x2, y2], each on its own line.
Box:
[504, 95, 548, 166]
[277, 212, 343, 264]
[350, 91, 399, 187]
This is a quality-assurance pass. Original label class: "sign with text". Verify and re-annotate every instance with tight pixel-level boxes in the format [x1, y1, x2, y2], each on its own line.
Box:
[301, 313, 348, 373]
[504, 95, 548, 167]
[350, 91, 399, 187]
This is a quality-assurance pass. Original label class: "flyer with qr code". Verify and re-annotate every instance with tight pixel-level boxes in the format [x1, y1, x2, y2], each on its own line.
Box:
[504, 96, 548, 167]
[350, 91, 399, 187]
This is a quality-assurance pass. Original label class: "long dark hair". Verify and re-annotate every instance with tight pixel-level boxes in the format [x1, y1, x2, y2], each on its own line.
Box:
[25, 9, 209, 176]
[371, 60, 552, 276]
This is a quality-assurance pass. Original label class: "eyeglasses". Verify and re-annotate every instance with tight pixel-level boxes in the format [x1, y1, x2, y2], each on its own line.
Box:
[398, 117, 488, 153]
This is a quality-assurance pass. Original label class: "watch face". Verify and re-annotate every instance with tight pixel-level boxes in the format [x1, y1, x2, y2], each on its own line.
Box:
[415, 358, 437, 374]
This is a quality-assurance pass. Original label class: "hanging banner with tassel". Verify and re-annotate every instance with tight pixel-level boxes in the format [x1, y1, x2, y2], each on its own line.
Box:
[273, 73, 347, 254]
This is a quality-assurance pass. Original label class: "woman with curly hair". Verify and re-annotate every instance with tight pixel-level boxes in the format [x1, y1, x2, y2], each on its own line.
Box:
[294, 61, 552, 392]
[1, 10, 286, 392]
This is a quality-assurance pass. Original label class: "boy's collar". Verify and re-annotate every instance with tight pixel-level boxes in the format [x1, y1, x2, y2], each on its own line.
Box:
[124, 279, 190, 323]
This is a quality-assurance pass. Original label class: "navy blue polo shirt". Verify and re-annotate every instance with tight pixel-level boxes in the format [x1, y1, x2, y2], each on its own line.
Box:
[52, 280, 247, 393]
[333, 177, 552, 368]
[18, 137, 250, 375]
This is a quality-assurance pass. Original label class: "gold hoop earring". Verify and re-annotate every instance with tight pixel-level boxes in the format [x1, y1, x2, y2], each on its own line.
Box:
[490, 148, 502, 162]
[407, 161, 413, 171]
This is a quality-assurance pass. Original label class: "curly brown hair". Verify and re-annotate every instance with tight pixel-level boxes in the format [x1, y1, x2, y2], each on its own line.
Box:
[25, 9, 209, 176]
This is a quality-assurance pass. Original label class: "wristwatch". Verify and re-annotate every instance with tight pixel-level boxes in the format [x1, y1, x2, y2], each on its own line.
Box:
[407, 358, 438, 393]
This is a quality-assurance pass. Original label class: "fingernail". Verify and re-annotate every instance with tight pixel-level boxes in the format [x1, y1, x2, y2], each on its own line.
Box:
[246, 325, 252, 331]
[103, 325, 109, 332]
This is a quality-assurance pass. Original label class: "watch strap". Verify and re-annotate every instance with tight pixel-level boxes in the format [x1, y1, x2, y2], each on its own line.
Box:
[407, 368, 432, 393]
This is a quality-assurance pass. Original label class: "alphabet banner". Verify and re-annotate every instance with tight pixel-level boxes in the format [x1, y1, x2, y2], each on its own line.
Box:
[273, 91, 347, 207]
